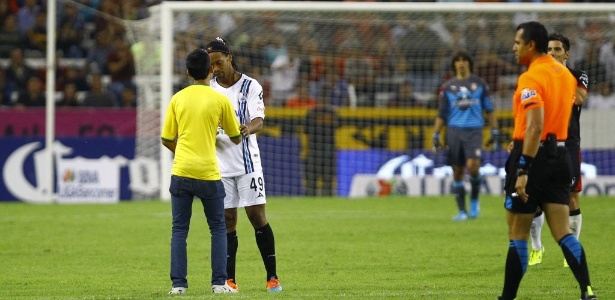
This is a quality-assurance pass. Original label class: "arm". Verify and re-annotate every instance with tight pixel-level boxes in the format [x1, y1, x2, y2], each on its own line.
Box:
[241, 117, 264, 137]
[522, 107, 542, 158]
[515, 106, 543, 202]
[574, 87, 587, 106]
[161, 138, 176, 153]
[433, 117, 445, 134]
[229, 135, 241, 145]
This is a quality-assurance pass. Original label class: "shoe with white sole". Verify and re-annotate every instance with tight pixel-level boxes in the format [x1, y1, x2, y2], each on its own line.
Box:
[212, 282, 238, 293]
[169, 287, 186, 295]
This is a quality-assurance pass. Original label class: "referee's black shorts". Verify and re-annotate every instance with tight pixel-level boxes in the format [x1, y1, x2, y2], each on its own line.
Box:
[503, 141, 572, 214]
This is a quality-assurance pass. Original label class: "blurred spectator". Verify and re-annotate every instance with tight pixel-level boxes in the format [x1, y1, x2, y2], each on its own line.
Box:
[61, 67, 90, 92]
[269, 41, 300, 106]
[106, 37, 136, 99]
[57, 82, 80, 107]
[57, 6, 86, 58]
[16, 0, 40, 34]
[86, 29, 113, 74]
[77, 0, 101, 23]
[587, 82, 615, 110]
[0, 69, 13, 107]
[297, 37, 326, 100]
[0, 0, 11, 25]
[321, 55, 349, 107]
[0, 14, 24, 58]
[262, 34, 287, 66]
[4, 48, 36, 91]
[342, 42, 374, 107]
[14, 75, 44, 107]
[285, 82, 317, 109]
[577, 42, 607, 85]
[474, 47, 519, 93]
[94, 0, 120, 34]
[24, 10, 46, 57]
[120, 0, 149, 20]
[388, 82, 420, 108]
[82, 74, 117, 107]
[119, 86, 136, 108]
[599, 37, 615, 88]
[394, 19, 448, 82]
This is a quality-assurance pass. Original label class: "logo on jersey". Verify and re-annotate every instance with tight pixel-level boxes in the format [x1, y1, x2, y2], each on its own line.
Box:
[578, 73, 589, 89]
[455, 86, 474, 110]
[520, 88, 537, 102]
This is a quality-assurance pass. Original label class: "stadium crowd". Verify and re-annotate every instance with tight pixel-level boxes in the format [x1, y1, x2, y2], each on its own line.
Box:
[1, 0, 615, 109]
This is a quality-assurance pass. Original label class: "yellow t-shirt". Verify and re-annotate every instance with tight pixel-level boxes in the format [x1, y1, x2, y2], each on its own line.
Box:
[161, 84, 241, 180]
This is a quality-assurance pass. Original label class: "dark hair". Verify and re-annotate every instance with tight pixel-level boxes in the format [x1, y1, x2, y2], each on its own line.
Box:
[548, 33, 571, 52]
[205, 37, 238, 70]
[451, 50, 473, 73]
[186, 48, 210, 80]
[205, 37, 231, 54]
[516, 21, 549, 54]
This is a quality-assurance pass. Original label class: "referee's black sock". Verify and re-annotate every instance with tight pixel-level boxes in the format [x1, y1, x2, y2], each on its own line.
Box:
[255, 223, 278, 281]
[501, 240, 527, 300]
[227, 231, 238, 281]
[559, 234, 592, 292]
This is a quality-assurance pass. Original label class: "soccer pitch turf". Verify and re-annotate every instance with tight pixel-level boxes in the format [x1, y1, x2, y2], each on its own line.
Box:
[1, 196, 613, 299]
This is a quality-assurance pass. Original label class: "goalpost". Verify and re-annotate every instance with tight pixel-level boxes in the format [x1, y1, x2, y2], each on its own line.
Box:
[126, 2, 615, 200]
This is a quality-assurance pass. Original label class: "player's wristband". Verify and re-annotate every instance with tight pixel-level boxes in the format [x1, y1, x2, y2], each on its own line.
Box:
[516, 169, 528, 177]
[517, 154, 534, 171]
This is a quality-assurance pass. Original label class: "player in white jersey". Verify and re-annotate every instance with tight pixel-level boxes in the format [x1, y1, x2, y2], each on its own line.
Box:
[206, 37, 282, 293]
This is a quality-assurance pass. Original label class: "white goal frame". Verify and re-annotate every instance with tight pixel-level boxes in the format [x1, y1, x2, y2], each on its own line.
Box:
[157, 1, 615, 200]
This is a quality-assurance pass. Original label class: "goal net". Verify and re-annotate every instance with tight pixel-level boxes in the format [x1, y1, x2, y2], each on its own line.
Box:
[122, 2, 615, 199]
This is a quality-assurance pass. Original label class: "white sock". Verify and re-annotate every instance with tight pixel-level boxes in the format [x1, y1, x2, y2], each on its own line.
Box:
[530, 213, 544, 250]
[569, 214, 582, 240]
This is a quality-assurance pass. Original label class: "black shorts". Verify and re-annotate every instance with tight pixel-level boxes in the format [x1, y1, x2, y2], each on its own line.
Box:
[566, 143, 582, 192]
[446, 127, 483, 166]
[503, 141, 572, 214]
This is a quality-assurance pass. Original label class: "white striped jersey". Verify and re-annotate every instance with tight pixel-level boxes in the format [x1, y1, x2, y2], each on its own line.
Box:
[211, 73, 266, 177]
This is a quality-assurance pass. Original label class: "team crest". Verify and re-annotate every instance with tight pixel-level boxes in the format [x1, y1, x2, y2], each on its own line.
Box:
[520, 88, 537, 102]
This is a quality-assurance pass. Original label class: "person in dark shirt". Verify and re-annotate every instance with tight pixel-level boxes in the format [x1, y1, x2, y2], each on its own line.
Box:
[303, 100, 340, 196]
[82, 74, 117, 107]
[528, 33, 590, 268]
[57, 82, 80, 107]
[14, 75, 44, 107]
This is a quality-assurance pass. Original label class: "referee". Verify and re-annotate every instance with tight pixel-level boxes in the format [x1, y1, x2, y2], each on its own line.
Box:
[498, 22, 597, 300]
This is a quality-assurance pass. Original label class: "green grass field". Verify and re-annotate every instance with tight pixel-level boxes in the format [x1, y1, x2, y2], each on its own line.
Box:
[1, 196, 613, 300]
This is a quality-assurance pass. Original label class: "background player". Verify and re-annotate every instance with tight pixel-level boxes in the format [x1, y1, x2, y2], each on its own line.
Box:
[206, 37, 282, 293]
[528, 33, 589, 267]
[432, 50, 499, 221]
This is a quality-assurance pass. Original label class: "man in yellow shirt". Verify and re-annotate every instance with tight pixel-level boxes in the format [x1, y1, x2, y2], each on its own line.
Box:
[161, 48, 242, 295]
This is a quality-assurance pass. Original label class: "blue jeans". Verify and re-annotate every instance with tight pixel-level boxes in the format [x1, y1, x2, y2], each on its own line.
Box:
[169, 175, 227, 287]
